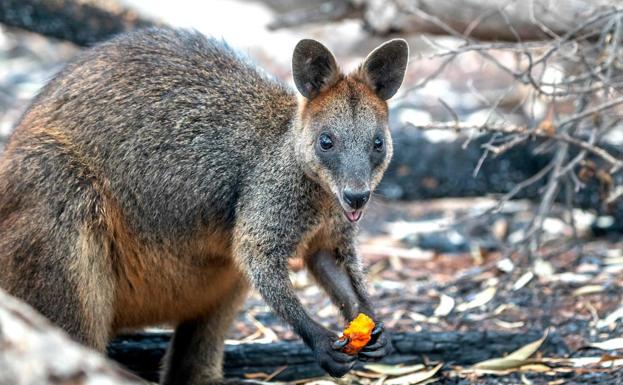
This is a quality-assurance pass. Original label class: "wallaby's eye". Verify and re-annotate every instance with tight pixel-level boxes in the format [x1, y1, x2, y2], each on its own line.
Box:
[373, 136, 384, 152]
[318, 133, 334, 151]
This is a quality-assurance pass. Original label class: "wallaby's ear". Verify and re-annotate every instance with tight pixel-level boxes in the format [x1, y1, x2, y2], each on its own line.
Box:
[292, 39, 340, 99]
[358, 39, 409, 100]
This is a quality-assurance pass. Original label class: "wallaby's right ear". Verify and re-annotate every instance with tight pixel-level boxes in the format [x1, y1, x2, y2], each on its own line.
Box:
[358, 39, 409, 100]
[292, 39, 340, 99]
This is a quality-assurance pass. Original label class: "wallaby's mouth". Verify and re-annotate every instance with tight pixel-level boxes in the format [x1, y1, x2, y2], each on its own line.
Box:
[344, 210, 363, 223]
[332, 186, 368, 222]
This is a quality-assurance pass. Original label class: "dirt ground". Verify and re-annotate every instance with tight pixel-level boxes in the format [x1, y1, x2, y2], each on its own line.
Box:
[228, 198, 623, 384]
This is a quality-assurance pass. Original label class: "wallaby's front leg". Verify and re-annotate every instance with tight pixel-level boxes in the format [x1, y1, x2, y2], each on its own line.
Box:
[305, 250, 363, 321]
[233, 222, 356, 377]
[306, 243, 391, 362]
[337, 244, 392, 362]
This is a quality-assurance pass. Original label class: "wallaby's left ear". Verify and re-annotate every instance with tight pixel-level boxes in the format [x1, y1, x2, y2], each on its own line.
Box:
[358, 39, 409, 100]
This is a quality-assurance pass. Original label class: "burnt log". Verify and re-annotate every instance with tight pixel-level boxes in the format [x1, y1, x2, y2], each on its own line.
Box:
[0, 0, 157, 46]
[107, 330, 567, 382]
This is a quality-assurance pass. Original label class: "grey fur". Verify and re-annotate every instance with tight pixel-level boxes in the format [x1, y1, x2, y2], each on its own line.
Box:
[0, 28, 408, 384]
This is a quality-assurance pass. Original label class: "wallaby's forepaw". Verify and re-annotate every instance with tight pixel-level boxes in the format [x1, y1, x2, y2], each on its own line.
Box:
[358, 322, 393, 362]
[311, 330, 357, 378]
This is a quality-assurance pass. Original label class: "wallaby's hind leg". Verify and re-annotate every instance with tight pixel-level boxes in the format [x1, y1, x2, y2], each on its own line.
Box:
[0, 206, 113, 351]
[0, 196, 115, 351]
[161, 278, 250, 385]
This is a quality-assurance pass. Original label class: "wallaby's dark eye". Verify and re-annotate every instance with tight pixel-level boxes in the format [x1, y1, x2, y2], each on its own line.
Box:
[318, 133, 334, 151]
[373, 136, 384, 151]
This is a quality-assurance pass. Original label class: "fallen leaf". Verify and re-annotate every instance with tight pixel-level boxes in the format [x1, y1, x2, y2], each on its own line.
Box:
[492, 218, 509, 241]
[518, 363, 551, 372]
[457, 287, 496, 312]
[364, 364, 425, 376]
[573, 285, 605, 296]
[353, 370, 385, 379]
[434, 294, 455, 317]
[598, 355, 623, 368]
[473, 332, 548, 370]
[513, 271, 534, 291]
[564, 356, 602, 367]
[563, 355, 623, 368]
[385, 363, 443, 385]
[547, 380, 565, 385]
[496, 258, 514, 273]
[264, 366, 287, 381]
[244, 372, 271, 380]
[590, 338, 623, 351]
[305, 381, 338, 385]
[534, 259, 554, 280]
[375, 375, 388, 385]
[605, 256, 623, 265]
[413, 379, 438, 385]
[493, 319, 524, 329]
[597, 305, 623, 328]
[551, 272, 591, 283]
[408, 312, 429, 322]
[520, 373, 532, 385]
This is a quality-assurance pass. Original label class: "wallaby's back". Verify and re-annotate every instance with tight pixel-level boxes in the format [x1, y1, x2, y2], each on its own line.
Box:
[5, 28, 297, 238]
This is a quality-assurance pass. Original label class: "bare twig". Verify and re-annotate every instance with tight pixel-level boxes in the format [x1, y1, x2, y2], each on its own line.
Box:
[407, 121, 623, 170]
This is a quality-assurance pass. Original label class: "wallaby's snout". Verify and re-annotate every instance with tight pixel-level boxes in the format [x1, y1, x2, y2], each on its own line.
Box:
[340, 161, 372, 221]
[292, 37, 409, 223]
[343, 188, 370, 210]
[342, 188, 370, 221]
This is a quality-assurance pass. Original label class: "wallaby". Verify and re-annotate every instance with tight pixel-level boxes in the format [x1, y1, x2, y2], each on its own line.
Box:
[0, 28, 408, 384]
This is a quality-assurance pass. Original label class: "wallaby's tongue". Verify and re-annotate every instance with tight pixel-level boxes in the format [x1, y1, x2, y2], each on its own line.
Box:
[345, 211, 362, 222]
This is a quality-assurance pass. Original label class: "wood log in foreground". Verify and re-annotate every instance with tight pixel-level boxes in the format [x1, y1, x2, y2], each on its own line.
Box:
[107, 330, 568, 382]
[0, 289, 141, 385]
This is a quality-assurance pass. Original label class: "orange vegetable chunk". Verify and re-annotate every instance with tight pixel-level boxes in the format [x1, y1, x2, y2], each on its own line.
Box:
[340, 313, 375, 354]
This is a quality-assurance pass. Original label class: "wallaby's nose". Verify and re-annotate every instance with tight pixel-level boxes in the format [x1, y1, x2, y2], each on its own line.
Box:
[342, 189, 370, 210]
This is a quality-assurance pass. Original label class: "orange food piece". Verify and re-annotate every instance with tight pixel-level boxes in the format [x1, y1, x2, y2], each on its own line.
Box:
[340, 313, 375, 355]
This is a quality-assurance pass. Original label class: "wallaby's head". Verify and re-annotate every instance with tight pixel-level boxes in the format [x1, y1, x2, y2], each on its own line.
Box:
[292, 38, 408, 222]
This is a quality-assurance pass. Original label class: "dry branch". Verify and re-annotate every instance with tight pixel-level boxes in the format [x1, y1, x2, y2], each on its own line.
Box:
[409, 120, 623, 172]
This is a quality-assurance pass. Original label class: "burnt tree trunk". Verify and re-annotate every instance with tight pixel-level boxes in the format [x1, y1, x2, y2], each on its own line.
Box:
[378, 128, 623, 232]
[0, 0, 157, 46]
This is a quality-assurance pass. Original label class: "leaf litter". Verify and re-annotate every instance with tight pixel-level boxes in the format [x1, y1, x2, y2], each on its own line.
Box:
[227, 198, 623, 384]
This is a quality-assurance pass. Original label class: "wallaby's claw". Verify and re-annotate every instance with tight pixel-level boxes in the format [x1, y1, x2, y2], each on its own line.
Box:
[312, 331, 356, 378]
[332, 337, 349, 350]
